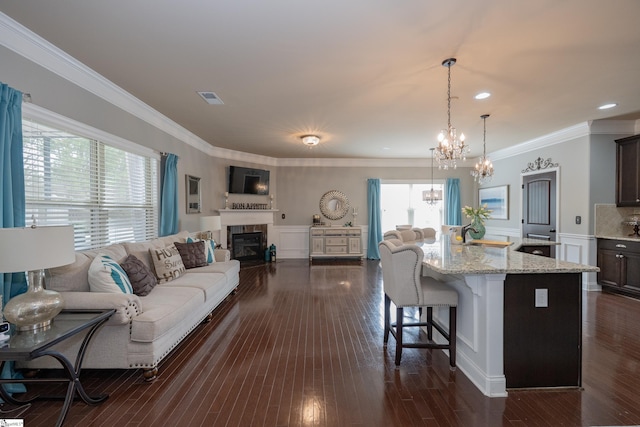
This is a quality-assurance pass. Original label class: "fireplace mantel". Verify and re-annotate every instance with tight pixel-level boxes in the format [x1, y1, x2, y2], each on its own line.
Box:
[216, 209, 278, 249]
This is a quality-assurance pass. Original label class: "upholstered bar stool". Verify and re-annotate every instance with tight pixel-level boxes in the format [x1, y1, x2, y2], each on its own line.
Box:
[421, 227, 437, 240]
[378, 240, 458, 368]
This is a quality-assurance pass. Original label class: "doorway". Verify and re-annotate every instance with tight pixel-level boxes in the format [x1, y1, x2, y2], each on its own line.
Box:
[522, 170, 558, 257]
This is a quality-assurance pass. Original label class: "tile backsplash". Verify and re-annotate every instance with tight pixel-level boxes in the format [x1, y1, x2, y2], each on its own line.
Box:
[594, 204, 640, 237]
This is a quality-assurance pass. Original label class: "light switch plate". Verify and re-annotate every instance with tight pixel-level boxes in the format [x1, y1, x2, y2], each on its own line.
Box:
[535, 288, 548, 307]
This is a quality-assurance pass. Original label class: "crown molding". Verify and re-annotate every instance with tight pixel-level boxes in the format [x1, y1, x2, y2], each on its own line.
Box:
[4, 12, 638, 169]
[0, 12, 218, 158]
[275, 157, 438, 167]
[489, 122, 590, 161]
[588, 119, 638, 135]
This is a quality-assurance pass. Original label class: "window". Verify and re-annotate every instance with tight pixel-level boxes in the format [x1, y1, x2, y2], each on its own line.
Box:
[22, 117, 159, 250]
[381, 182, 444, 233]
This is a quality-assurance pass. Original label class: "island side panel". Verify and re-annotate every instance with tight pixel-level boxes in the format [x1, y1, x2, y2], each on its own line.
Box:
[503, 273, 582, 389]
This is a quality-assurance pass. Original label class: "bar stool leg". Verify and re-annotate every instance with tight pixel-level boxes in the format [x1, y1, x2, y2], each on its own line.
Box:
[395, 306, 403, 366]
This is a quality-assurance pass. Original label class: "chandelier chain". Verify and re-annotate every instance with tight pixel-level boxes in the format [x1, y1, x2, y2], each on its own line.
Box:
[471, 114, 494, 183]
[435, 58, 469, 170]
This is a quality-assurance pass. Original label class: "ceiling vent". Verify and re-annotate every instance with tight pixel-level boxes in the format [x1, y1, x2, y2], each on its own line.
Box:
[197, 91, 224, 105]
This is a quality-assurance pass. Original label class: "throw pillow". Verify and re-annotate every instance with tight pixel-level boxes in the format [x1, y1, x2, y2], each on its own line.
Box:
[186, 236, 216, 263]
[174, 241, 208, 269]
[149, 244, 186, 283]
[88, 254, 134, 294]
[120, 254, 158, 296]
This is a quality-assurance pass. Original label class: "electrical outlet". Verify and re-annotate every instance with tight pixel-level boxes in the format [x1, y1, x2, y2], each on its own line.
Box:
[535, 289, 548, 307]
[575, 215, 581, 224]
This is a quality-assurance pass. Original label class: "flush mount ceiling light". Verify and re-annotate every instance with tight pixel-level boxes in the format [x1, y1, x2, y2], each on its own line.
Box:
[471, 114, 494, 184]
[435, 58, 470, 170]
[301, 135, 320, 148]
[598, 103, 617, 110]
[423, 148, 443, 205]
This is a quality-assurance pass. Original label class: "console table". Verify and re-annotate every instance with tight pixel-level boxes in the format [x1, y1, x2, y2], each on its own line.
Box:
[309, 226, 363, 261]
[0, 309, 115, 427]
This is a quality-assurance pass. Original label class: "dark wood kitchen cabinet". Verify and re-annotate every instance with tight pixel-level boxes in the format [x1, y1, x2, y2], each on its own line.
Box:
[616, 134, 640, 206]
[597, 238, 640, 298]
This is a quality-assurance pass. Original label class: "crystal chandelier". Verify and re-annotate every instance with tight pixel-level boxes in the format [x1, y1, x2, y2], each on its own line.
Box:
[423, 148, 443, 205]
[471, 114, 494, 184]
[435, 58, 469, 169]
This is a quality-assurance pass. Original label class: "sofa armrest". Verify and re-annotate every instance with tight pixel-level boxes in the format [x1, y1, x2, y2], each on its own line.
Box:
[60, 292, 142, 325]
[214, 248, 231, 262]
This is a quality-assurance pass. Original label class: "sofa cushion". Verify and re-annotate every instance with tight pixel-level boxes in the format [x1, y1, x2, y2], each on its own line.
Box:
[122, 240, 165, 272]
[149, 244, 186, 283]
[49, 244, 127, 292]
[157, 271, 227, 301]
[120, 254, 157, 296]
[131, 285, 203, 342]
[154, 230, 190, 248]
[174, 241, 207, 269]
[186, 236, 216, 263]
[188, 259, 240, 286]
[88, 254, 134, 294]
[122, 231, 191, 271]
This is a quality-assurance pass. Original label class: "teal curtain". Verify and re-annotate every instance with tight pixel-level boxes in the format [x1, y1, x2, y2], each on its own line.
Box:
[445, 178, 461, 225]
[366, 178, 382, 259]
[0, 81, 27, 394]
[159, 153, 179, 236]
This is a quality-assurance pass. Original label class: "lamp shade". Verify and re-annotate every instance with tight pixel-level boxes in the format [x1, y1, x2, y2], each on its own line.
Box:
[199, 216, 221, 232]
[423, 189, 443, 202]
[0, 226, 75, 273]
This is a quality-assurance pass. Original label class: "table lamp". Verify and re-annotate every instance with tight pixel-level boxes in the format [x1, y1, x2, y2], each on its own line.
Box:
[0, 225, 75, 331]
[199, 215, 221, 240]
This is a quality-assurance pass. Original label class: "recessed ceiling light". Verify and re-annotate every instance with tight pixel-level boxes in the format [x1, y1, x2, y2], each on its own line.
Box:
[598, 103, 617, 110]
[475, 92, 491, 100]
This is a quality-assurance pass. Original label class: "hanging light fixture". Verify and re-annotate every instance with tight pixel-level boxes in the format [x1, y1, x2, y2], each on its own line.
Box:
[471, 114, 494, 183]
[423, 148, 443, 205]
[435, 58, 469, 169]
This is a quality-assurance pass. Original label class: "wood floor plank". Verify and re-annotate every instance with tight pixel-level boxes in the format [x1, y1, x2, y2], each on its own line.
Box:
[9, 259, 640, 426]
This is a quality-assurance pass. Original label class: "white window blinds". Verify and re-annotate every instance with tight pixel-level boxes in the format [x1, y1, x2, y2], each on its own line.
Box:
[22, 119, 159, 250]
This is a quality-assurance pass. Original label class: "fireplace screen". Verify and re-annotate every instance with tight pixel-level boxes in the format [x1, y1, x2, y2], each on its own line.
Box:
[231, 232, 264, 261]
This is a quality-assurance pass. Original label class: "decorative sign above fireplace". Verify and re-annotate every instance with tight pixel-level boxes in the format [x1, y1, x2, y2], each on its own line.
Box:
[230, 203, 269, 210]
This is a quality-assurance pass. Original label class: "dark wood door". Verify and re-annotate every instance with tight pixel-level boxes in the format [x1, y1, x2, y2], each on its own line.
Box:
[522, 171, 557, 257]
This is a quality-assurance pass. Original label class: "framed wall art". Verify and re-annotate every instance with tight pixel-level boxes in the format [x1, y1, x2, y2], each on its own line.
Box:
[479, 185, 509, 220]
[186, 174, 201, 214]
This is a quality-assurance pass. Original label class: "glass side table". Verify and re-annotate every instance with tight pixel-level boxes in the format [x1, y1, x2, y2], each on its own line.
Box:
[0, 309, 115, 427]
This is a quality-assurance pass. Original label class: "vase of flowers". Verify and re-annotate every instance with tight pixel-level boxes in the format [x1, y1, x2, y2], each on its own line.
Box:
[462, 204, 492, 240]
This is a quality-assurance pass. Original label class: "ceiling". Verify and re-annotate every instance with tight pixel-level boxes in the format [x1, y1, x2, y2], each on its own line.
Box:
[1, 0, 640, 160]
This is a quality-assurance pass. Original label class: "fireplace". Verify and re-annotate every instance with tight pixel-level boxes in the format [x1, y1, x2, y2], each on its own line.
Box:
[227, 224, 267, 261]
[232, 232, 264, 261]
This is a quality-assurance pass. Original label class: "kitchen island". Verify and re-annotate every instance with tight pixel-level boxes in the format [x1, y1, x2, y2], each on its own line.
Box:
[419, 237, 599, 397]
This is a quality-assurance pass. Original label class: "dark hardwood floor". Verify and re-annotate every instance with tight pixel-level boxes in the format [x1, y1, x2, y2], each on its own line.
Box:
[6, 259, 640, 426]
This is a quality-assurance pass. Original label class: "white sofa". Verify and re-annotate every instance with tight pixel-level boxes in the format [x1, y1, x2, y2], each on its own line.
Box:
[19, 230, 239, 381]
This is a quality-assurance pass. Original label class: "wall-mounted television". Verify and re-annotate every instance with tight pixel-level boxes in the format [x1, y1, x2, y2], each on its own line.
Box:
[228, 166, 270, 195]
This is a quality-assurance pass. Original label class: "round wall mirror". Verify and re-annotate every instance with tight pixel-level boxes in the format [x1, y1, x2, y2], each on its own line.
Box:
[319, 190, 350, 220]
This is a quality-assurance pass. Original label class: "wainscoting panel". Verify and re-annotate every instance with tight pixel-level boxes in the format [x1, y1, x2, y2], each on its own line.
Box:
[558, 233, 599, 291]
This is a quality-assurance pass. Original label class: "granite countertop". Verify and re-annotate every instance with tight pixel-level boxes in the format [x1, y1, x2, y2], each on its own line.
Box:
[419, 238, 599, 275]
[595, 234, 640, 243]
